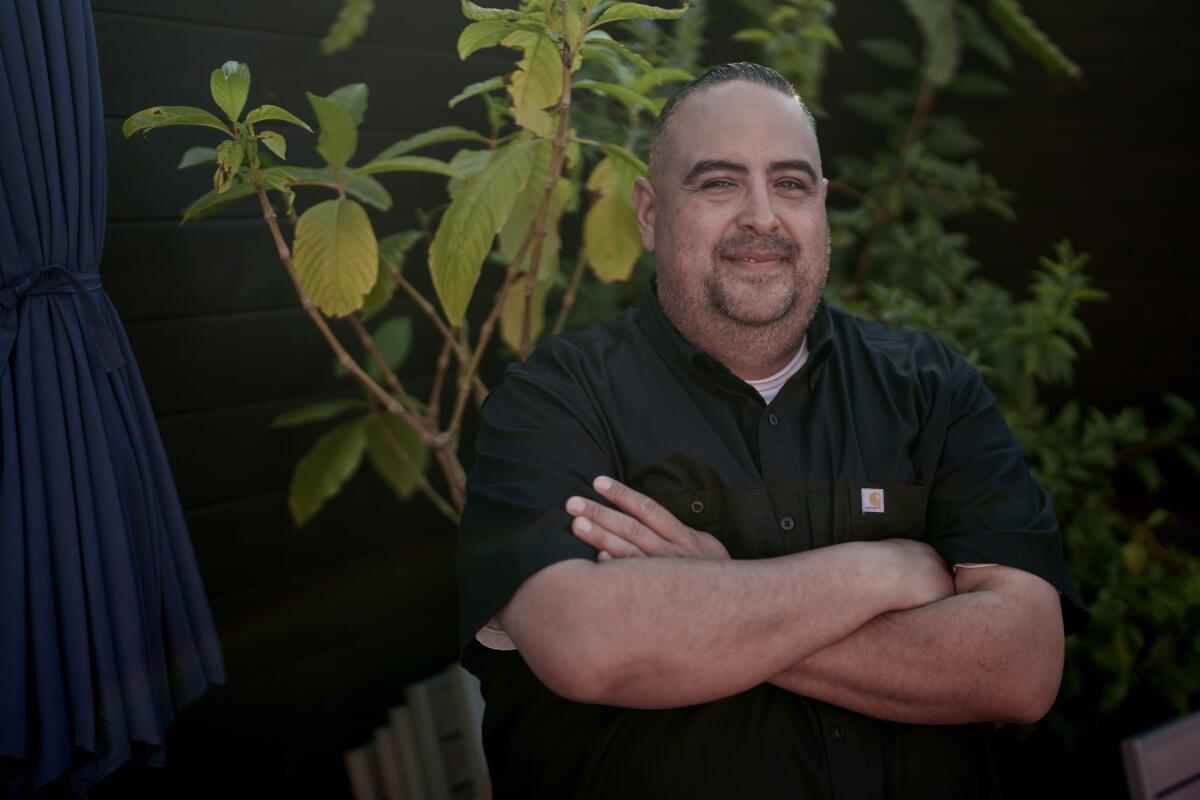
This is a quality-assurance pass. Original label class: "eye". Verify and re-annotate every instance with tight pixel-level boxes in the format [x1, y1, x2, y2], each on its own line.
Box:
[701, 178, 736, 190]
[777, 178, 810, 191]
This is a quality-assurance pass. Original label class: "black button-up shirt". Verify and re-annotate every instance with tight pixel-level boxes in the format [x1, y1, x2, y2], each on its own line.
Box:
[458, 283, 1087, 799]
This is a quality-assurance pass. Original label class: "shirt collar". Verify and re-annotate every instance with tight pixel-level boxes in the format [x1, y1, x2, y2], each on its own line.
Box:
[636, 276, 835, 383]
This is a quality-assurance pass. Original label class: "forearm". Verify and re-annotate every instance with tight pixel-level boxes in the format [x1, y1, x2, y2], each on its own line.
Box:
[501, 542, 921, 709]
[769, 569, 1065, 724]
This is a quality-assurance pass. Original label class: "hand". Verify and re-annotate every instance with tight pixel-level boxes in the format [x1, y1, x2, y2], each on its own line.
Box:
[566, 476, 731, 561]
[874, 538, 956, 611]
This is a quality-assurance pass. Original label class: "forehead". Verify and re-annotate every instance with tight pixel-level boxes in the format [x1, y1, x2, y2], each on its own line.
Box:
[661, 81, 821, 176]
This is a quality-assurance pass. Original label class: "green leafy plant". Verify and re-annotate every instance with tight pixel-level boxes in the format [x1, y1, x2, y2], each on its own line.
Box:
[124, 2, 691, 526]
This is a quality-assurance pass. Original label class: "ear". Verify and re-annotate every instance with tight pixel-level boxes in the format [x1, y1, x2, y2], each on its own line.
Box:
[819, 177, 829, 203]
[632, 177, 657, 252]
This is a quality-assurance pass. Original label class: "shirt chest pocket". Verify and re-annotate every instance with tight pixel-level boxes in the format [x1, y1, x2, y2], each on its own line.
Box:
[805, 482, 928, 547]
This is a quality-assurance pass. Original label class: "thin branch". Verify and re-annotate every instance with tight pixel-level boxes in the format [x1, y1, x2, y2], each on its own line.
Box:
[347, 315, 419, 413]
[385, 256, 487, 404]
[427, 338, 453, 427]
[372, 409, 460, 525]
[1116, 424, 1200, 465]
[553, 245, 588, 335]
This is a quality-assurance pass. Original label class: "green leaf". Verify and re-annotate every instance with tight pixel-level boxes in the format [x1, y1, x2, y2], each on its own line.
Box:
[213, 139, 244, 193]
[1130, 456, 1164, 494]
[461, 0, 528, 21]
[858, 38, 918, 70]
[573, 79, 661, 114]
[593, 2, 688, 26]
[500, 262, 555, 350]
[986, 0, 1081, 78]
[346, 175, 393, 211]
[365, 414, 429, 499]
[958, 4, 1013, 71]
[499, 140, 556, 269]
[181, 181, 256, 222]
[1175, 443, 1200, 475]
[595, 142, 647, 176]
[632, 66, 694, 95]
[901, 0, 959, 85]
[583, 29, 654, 73]
[210, 61, 251, 122]
[458, 19, 514, 58]
[374, 126, 490, 161]
[732, 28, 774, 43]
[288, 419, 368, 526]
[949, 71, 1010, 97]
[122, 105, 231, 138]
[363, 316, 413, 383]
[583, 156, 642, 282]
[292, 198, 379, 317]
[327, 83, 369, 126]
[321, 0, 374, 55]
[429, 138, 547, 325]
[448, 76, 507, 108]
[360, 262, 396, 320]
[177, 146, 217, 169]
[272, 398, 363, 428]
[504, 29, 564, 136]
[800, 22, 841, 49]
[306, 91, 358, 170]
[245, 104, 313, 132]
[257, 130, 287, 159]
[379, 230, 424, 272]
[346, 155, 456, 182]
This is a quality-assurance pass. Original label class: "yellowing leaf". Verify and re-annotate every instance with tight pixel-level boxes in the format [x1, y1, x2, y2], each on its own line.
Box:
[122, 105, 231, 138]
[213, 139, 243, 193]
[293, 198, 379, 317]
[288, 419, 368, 526]
[503, 29, 563, 136]
[429, 139, 547, 325]
[584, 157, 642, 282]
[500, 267, 554, 351]
[258, 130, 287, 159]
[365, 414, 429, 499]
[458, 19, 512, 59]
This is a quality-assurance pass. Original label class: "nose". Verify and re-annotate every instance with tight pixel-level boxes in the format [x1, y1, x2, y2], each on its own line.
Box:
[736, 179, 780, 234]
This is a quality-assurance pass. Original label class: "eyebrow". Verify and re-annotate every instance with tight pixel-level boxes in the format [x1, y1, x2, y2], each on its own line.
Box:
[683, 158, 818, 184]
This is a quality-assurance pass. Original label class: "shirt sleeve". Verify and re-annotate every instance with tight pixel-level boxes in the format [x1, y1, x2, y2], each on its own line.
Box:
[925, 361, 1089, 634]
[456, 362, 613, 654]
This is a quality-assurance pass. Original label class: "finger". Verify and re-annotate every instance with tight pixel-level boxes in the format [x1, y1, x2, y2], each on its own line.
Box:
[571, 515, 646, 559]
[592, 476, 687, 544]
[597, 550, 613, 562]
[567, 495, 671, 556]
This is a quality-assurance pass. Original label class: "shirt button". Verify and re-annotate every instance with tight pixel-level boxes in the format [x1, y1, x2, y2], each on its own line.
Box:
[834, 726, 846, 740]
[690, 500, 705, 514]
[768, 413, 779, 427]
[780, 516, 795, 532]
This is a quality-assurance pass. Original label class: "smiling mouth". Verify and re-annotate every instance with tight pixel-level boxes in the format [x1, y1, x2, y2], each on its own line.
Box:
[723, 253, 789, 265]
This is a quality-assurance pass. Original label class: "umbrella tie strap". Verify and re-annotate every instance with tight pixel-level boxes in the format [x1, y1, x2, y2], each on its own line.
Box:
[0, 265, 126, 380]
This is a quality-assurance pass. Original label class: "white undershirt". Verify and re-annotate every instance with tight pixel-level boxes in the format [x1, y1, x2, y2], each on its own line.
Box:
[744, 339, 809, 404]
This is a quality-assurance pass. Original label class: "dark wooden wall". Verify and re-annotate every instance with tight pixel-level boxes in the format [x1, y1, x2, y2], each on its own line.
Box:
[89, 1, 1197, 797]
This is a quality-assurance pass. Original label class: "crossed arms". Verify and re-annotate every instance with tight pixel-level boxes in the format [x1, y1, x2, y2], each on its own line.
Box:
[496, 476, 1064, 725]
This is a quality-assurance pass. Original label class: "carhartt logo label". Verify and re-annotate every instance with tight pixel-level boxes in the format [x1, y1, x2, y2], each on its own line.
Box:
[861, 488, 885, 514]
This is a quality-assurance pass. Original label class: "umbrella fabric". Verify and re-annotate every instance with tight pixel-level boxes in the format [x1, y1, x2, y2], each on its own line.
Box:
[0, 0, 226, 795]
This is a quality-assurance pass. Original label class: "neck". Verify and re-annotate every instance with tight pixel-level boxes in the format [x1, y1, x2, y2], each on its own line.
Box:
[669, 309, 809, 381]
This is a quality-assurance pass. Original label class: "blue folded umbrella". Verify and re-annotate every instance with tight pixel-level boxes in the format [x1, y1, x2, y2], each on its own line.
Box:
[0, 1, 226, 794]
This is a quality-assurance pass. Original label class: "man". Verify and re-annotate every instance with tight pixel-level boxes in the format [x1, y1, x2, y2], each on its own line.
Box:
[458, 63, 1086, 799]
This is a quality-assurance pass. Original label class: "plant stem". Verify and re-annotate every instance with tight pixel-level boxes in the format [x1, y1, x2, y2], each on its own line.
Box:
[427, 338, 453, 426]
[385, 256, 487, 404]
[249, 171, 437, 449]
[518, 1, 577, 359]
[371, 409, 460, 525]
[553, 245, 588, 335]
[347, 315, 419, 413]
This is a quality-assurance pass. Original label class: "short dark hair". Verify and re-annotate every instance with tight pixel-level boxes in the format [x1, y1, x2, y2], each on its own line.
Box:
[648, 62, 813, 179]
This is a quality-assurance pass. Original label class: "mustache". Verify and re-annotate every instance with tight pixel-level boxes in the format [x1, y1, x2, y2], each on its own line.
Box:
[714, 232, 799, 260]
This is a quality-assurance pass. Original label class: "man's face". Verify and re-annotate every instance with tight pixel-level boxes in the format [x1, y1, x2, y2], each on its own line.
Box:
[634, 80, 830, 370]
